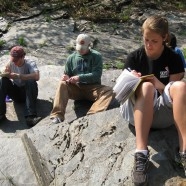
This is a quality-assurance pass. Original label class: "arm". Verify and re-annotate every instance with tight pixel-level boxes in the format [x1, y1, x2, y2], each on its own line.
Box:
[9, 60, 40, 81]
[169, 72, 184, 81]
[16, 71, 40, 81]
[8, 71, 39, 81]
[21, 60, 40, 81]
[150, 72, 184, 94]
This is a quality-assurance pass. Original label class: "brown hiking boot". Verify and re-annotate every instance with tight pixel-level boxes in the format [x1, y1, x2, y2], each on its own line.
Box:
[132, 152, 149, 186]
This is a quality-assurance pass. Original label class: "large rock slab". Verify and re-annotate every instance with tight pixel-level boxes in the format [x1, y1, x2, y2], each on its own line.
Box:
[0, 134, 52, 186]
[24, 108, 185, 186]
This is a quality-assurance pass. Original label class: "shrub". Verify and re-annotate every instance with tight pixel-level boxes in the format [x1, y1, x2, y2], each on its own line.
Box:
[0, 0, 185, 22]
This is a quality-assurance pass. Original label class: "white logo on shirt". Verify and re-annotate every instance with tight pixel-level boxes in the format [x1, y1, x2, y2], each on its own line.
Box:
[160, 67, 169, 78]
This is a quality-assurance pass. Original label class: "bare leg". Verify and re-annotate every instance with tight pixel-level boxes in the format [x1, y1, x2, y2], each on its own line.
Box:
[134, 82, 154, 150]
[170, 81, 186, 151]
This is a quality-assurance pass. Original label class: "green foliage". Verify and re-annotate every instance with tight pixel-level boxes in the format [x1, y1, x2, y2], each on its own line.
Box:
[44, 13, 52, 22]
[17, 36, 27, 46]
[115, 60, 124, 69]
[183, 48, 186, 59]
[0, 0, 185, 22]
[177, 1, 186, 9]
[0, 39, 6, 47]
[0, 0, 49, 13]
[103, 60, 124, 70]
[119, 8, 131, 22]
[178, 30, 186, 36]
[103, 63, 110, 70]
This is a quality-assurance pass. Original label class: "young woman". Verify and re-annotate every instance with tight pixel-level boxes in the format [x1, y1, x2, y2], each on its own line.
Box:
[120, 15, 186, 185]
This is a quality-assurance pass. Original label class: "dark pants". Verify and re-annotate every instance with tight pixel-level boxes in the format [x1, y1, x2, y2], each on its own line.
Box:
[0, 77, 38, 117]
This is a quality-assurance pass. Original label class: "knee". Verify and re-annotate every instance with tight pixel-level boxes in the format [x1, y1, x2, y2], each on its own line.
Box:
[56, 81, 68, 92]
[136, 82, 154, 97]
[170, 81, 186, 96]
[59, 81, 67, 86]
[1, 77, 11, 85]
[0, 78, 12, 90]
[25, 80, 38, 90]
[98, 86, 113, 97]
[25, 80, 37, 86]
[58, 81, 67, 89]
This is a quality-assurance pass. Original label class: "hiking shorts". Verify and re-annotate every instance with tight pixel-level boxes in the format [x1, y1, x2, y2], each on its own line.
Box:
[120, 82, 174, 129]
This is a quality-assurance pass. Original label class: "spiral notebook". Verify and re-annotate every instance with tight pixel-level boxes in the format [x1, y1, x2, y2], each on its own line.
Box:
[113, 69, 154, 103]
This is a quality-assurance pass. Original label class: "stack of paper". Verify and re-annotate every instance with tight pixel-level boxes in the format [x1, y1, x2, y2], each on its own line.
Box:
[113, 69, 154, 103]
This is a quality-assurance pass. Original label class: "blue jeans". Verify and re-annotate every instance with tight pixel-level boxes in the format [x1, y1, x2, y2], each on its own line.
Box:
[0, 77, 38, 117]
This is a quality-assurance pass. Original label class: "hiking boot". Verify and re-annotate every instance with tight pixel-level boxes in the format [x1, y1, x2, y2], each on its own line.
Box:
[25, 115, 42, 127]
[132, 152, 149, 186]
[51, 117, 63, 124]
[175, 150, 186, 175]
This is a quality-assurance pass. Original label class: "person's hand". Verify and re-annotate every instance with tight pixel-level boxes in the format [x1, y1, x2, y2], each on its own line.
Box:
[9, 73, 20, 79]
[66, 76, 79, 84]
[130, 69, 142, 77]
[3, 66, 10, 73]
[148, 76, 165, 94]
[62, 74, 69, 81]
[1, 66, 10, 76]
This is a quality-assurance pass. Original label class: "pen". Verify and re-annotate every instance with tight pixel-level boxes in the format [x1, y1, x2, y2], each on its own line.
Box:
[127, 67, 132, 72]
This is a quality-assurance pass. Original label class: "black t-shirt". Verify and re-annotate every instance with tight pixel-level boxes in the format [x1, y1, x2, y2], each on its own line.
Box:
[125, 46, 185, 85]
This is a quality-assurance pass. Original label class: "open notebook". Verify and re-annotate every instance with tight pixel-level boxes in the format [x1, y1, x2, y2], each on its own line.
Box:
[113, 69, 154, 103]
[0, 71, 9, 77]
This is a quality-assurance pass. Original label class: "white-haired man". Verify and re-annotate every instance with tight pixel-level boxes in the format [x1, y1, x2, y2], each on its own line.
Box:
[50, 34, 115, 124]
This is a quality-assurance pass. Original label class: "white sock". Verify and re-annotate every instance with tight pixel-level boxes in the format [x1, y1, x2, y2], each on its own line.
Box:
[179, 151, 186, 155]
[135, 149, 148, 156]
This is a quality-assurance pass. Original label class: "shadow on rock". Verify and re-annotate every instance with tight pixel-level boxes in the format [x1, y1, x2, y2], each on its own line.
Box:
[73, 98, 120, 119]
[36, 99, 53, 118]
[0, 99, 53, 133]
[0, 119, 29, 133]
[13, 99, 53, 121]
[74, 100, 93, 118]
